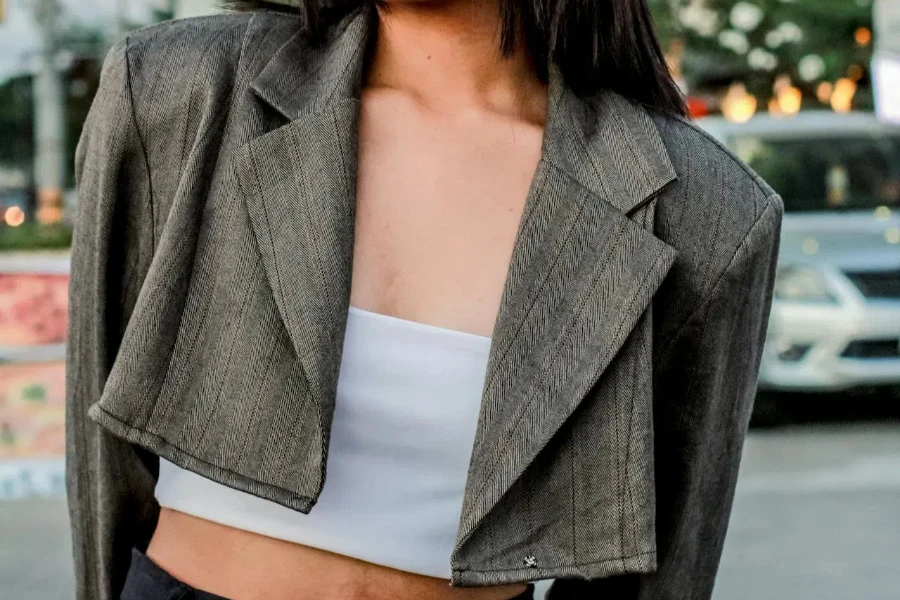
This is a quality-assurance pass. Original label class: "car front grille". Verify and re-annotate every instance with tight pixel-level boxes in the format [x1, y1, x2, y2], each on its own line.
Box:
[841, 339, 900, 359]
[844, 269, 900, 299]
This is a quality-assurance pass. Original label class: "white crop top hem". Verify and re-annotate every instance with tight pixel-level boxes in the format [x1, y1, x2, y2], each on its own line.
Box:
[155, 305, 492, 579]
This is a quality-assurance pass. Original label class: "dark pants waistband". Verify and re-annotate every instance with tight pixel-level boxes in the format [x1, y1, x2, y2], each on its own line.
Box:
[121, 547, 535, 600]
[120, 547, 229, 600]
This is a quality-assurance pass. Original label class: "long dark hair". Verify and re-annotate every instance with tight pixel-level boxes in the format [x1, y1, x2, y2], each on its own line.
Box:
[220, 0, 687, 117]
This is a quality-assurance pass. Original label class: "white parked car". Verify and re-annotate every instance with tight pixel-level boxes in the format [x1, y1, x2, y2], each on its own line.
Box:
[698, 112, 900, 394]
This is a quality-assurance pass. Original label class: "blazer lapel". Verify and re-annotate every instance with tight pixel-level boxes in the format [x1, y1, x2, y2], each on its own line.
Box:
[232, 5, 679, 549]
[453, 68, 680, 550]
[231, 10, 372, 434]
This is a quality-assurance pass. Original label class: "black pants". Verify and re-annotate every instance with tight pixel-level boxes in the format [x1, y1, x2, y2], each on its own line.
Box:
[121, 548, 229, 600]
[121, 547, 535, 599]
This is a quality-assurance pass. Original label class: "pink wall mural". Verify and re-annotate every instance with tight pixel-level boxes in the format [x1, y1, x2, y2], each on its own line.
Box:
[0, 271, 69, 461]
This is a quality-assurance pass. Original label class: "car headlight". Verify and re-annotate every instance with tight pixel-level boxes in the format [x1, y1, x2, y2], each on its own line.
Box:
[774, 266, 838, 303]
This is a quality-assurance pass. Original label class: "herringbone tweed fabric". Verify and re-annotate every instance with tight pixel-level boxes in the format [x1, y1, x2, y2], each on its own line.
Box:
[66, 5, 783, 600]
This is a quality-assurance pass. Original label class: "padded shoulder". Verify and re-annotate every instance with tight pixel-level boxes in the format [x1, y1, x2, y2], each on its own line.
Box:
[647, 109, 783, 342]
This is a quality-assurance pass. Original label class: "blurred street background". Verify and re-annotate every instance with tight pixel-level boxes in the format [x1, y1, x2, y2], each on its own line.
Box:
[1, 0, 899, 598]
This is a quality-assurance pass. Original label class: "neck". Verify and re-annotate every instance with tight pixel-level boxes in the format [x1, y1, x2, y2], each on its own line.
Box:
[365, 0, 546, 122]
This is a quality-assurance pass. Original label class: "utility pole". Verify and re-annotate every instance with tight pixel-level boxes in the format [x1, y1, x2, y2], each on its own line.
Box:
[115, 0, 129, 40]
[33, 0, 66, 225]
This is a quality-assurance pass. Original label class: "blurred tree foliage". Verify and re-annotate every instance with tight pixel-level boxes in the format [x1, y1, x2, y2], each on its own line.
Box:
[648, 0, 875, 108]
[0, 7, 176, 251]
[0, 220, 73, 250]
[151, 3, 177, 23]
[0, 75, 33, 172]
[0, 5, 176, 183]
[60, 24, 107, 189]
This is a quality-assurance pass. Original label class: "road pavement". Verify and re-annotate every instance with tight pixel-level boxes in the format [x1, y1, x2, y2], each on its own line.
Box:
[2, 422, 898, 600]
[716, 423, 900, 600]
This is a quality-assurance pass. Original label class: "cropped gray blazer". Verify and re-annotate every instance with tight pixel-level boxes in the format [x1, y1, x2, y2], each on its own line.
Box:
[65, 6, 784, 600]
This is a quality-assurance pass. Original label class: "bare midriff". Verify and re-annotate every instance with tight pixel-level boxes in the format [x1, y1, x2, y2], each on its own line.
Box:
[146, 508, 529, 600]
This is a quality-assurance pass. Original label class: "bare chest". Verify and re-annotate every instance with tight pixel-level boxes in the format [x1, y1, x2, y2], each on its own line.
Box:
[350, 98, 544, 338]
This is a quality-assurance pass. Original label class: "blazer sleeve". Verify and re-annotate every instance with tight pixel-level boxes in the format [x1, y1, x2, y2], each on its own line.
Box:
[65, 37, 160, 600]
[547, 194, 784, 600]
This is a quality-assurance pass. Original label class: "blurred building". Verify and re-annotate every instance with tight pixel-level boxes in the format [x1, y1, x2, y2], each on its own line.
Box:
[874, 0, 900, 123]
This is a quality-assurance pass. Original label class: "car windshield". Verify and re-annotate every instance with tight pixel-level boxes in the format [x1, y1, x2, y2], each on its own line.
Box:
[730, 133, 900, 213]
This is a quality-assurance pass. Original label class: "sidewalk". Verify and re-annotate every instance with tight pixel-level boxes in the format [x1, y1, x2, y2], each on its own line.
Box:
[0, 250, 70, 274]
[0, 496, 72, 600]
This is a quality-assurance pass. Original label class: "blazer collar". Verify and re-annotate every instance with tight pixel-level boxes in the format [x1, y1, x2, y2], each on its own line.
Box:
[249, 5, 676, 215]
[237, 4, 679, 557]
[250, 7, 372, 120]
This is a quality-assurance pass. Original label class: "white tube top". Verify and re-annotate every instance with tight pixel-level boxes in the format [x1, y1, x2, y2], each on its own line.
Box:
[154, 305, 492, 578]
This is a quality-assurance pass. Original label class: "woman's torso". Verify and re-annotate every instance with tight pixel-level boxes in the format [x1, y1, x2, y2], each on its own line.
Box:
[148, 509, 527, 600]
[69, 8, 783, 598]
[145, 81, 545, 600]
